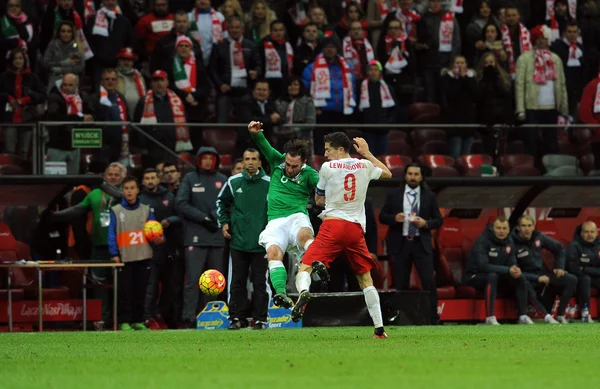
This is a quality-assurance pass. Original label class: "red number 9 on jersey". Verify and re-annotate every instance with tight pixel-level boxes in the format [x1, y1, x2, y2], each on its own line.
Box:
[344, 173, 356, 201]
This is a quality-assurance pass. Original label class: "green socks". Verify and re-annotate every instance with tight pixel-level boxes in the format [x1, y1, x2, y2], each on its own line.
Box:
[268, 261, 287, 295]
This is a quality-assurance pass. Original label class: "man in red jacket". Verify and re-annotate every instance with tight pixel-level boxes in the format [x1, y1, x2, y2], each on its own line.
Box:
[134, 0, 174, 58]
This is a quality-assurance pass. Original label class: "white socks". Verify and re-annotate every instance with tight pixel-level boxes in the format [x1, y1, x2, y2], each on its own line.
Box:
[295, 271, 311, 293]
[268, 260, 285, 271]
[303, 239, 314, 251]
[363, 286, 383, 328]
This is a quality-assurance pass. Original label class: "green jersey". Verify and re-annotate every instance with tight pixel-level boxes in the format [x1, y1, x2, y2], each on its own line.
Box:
[251, 132, 319, 221]
[79, 188, 119, 247]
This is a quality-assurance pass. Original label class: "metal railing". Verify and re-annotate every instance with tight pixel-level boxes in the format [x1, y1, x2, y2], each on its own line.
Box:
[24, 121, 600, 175]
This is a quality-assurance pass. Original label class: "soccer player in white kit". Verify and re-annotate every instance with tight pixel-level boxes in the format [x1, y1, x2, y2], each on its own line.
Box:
[291, 132, 392, 338]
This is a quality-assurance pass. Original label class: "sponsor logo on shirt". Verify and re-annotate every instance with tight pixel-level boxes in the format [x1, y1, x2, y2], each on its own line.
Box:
[505, 246, 511, 254]
[215, 181, 223, 189]
[535, 239, 541, 248]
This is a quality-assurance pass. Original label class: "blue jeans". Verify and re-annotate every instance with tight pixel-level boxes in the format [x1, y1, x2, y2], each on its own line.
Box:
[449, 136, 474, 158]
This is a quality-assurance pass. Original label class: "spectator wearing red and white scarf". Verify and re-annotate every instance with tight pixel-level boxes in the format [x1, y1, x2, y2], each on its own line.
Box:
[47, 73, 94, 174]
[150, 10, 202, 73]
[359, 60, 397, 156]
[90, 68, 130, 163]
[501, 6, 530, 77]
[301, 36, 357, 155]
[382, 0, 420, 43]
[343, 20, 374, 86]
[376, 18, 416, 122]
[417, 0, 461, 104]
[515, 25, 568, 157]
[551, 21, 586, 118]
[86, 0, 138, 91]
[209, 17, 261, 123]
[134, 0, 174, 58]
[545, 0, 574, 43]
[260, 20, 293, 100]
[134, 70, 188, 168]
[168, 35, 209, 123]
[190, 0, 224, 65]
[115, 47, 147, 115]
[41, 0, 85, 54]
[366, 0, 399, 47]
[578, 68, 600, 142]
[0, 0, 38, 71]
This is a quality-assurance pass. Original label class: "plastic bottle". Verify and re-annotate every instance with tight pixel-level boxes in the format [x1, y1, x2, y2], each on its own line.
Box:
[582, 303, 590, 323]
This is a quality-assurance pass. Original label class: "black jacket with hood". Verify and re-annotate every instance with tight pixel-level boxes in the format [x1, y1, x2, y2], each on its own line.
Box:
[175, 147, 227, 247]
[511, 227, 565, 281]
[140, 185, 181, 254]
[465, 225, 517, 276]
[566, 224, 600, 277]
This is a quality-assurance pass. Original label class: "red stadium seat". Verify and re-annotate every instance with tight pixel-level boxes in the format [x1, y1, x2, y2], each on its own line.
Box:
[417, 140, 450, 156]
[389, 166, 404, 177]
[219, 155, 233, 173]
[388, 130, 407, 142]
[410, 129, 447, 147]
[456, 154, 494, 175]
[418, 154, 455, 167]
[379, 155, 411, 169]
[503, 165, 540, 176]
[386, 139, 412, 156]
[0, 164, 25, 175]
[408, 103, 441, 122]
[436, 217, 475, 298]
[310, 155, 327, 170]
[497, 154, 534, 170]
[202, 129, 237, 155]
[580, 153, 595, 174]
[431, 165, 459, 177]
[0, 154, 22, 165]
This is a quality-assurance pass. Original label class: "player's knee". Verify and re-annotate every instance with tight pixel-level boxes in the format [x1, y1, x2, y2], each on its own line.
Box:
[356, 271, 374, 290]
[266, 245, 284, 261]
[297, 228, 314, 246]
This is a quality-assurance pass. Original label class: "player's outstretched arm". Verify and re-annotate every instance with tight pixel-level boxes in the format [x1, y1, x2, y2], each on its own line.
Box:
[353, 137, 392, 179]
[247, 121, 285, 167]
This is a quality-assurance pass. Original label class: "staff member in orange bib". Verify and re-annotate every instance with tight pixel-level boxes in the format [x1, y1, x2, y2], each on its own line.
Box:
[108, 176, 164, 331]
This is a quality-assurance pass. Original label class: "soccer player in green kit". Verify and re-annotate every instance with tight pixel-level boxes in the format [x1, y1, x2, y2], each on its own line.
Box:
[247, 121, 329, 309]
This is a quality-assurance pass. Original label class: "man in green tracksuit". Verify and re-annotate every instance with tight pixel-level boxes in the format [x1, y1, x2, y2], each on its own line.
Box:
[50, 162, 126, 329]
[217, 148, 270, 330]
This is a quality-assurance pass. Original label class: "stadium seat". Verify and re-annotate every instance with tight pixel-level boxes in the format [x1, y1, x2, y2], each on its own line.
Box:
[389, 166, 405, 177]
[0, 154, 21, 165]
[410, 129, 447, 147]
[455, 154, 493, 175]
[388, 130, 407, 142]
[408, 103, 441, 123]
[542, 154, 583, 176]
[557, 140, 577, 156]
[503, 165, 541, 176]
[580, 154, 595, 174]
[386, 139, 412, 156]
[417, 140, 450, 155]
[497, 154, 534, 170]
[418, 154, 455, 167]
[202, 129, 237, 155]
[0, 164, 25, 175]
[219, 154, 233, 175]
[379, 155, 411, 169]
[430, 165, 459, 177]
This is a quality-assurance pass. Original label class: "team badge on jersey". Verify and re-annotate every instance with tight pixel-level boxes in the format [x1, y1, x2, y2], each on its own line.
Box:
[215, 181, 223, 189]
[163, 199, 169, 207]
[505, 246, 511, 254]
[535, 239, 541, 248]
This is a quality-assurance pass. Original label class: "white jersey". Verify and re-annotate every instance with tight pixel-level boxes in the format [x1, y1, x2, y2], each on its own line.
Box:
[316, 158, 382, 232]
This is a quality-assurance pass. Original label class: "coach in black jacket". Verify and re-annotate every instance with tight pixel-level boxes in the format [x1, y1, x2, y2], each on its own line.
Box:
[379, 163, 443, 324]
[511, 215, 576, 324]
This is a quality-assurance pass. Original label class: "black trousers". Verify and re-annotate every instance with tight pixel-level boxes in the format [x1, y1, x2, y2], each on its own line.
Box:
[575, 273, 600, 310]
[144, 249, 176, 322]
[392, 238, 439, 322]
[118, 259, 151, 324]
[228, 249, 269, 322]
[526, 272, 577, 316]
[182, 246, 225, 321]
[463, 272, 528, 316]
[525, 109, 559, 157]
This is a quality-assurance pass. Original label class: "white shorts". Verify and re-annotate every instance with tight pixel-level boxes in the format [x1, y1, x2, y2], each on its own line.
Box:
[258, 213, 314, 256]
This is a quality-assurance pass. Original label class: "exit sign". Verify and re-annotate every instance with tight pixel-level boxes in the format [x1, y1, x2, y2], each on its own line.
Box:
[72, 129, 102, 148]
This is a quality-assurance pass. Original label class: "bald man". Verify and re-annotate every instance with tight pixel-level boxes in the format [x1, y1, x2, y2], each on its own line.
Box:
[566, 221, 600, 323]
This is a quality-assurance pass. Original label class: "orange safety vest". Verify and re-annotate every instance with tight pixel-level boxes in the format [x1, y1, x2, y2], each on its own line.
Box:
[67, 185, 92, 247]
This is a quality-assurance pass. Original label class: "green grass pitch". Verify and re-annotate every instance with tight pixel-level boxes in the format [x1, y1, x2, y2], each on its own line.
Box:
[2, 325, 600, 389]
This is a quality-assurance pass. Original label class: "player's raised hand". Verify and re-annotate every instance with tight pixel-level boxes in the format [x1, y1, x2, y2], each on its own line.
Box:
[248, 121, 263, 134]
[353, 137, 371, 156]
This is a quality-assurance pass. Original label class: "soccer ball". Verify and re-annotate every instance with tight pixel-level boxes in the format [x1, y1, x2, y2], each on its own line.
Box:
[144, 220, 163, 241]
[199, 269, 226, 296]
